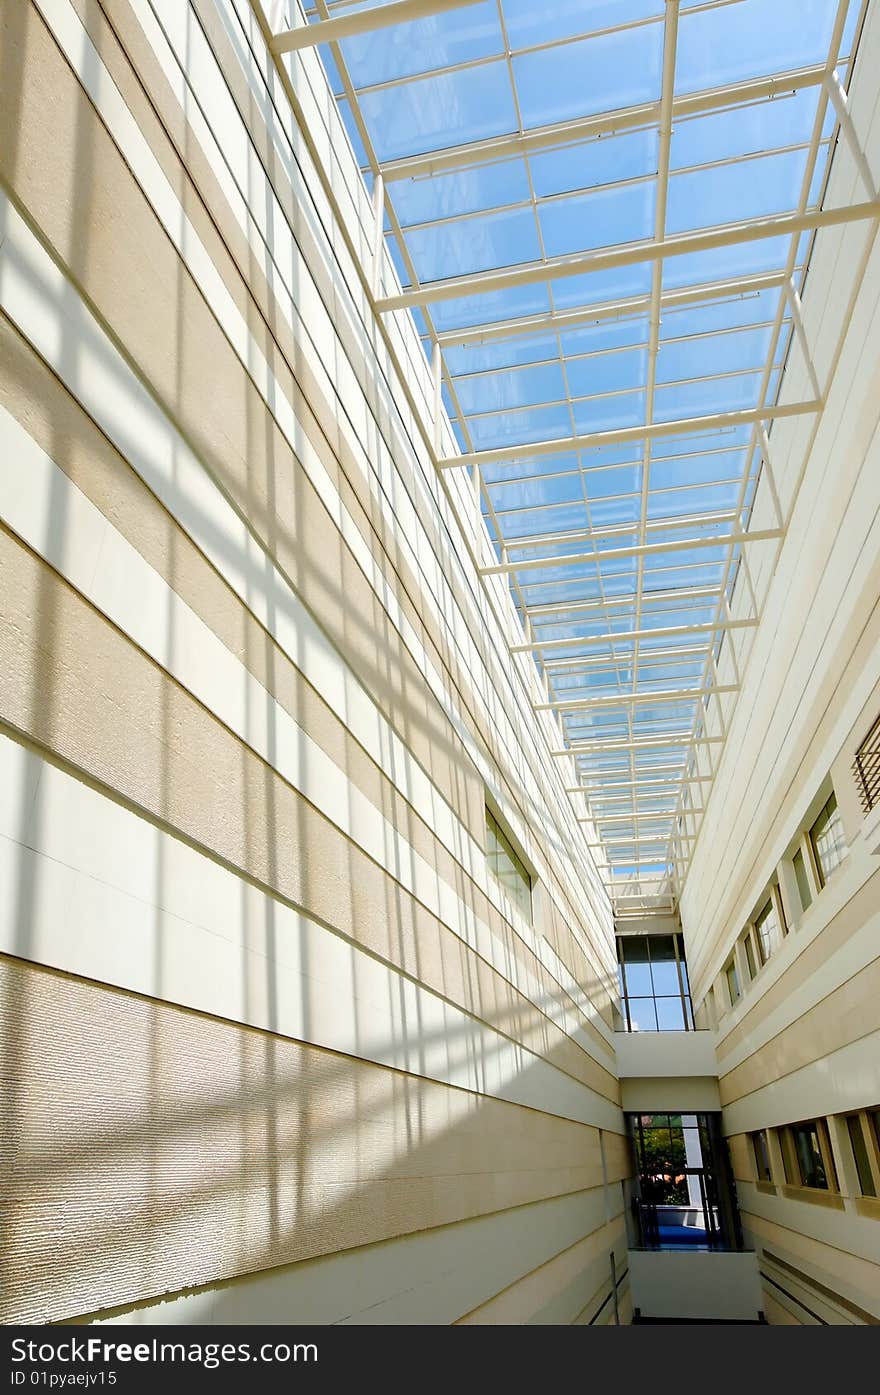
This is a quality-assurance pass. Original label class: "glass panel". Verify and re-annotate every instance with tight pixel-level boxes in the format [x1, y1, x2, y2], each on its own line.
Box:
[485, 808, 532, 920]
[810, 793, 847, 886]
[725, 959, 740, 1004]
[754, 898, 779, 965]
[752, 1130, 772, 1182]
[513, 24, 664, 129]
[648, 935, 679, 995]
[793, 848, 812, 910]
[847, 1116, 876, 1197]
[360, 63, 517, 161]
[674, 0, 840, 93]
[792, 1121, 830, 1189]
[742, 934, 757, 980]
[655, 997, 686, 1031]
[628, 997, 659, 1032]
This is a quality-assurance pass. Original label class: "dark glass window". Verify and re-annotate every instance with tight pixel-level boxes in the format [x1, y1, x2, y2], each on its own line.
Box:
[790, 1120, 835, 1190]
[751, 1129, 772, 1183]
[793, 847, 812, 910]
[847, 1115, 876, 1197]
[742, 934, 757, 980]
[725, 958, 740, 1005]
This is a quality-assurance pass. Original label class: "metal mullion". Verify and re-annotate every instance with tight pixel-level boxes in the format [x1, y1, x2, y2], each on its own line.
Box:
[272, 0, 484, 52]
[492, 479, 744, 525]
[396, 139, 823, 238]
[437, 271, 792, 348]
[461, 362, 776, 421]
[487, 442, 750, 492]
[377, 205, 878, 315]
[478, 8, 547, 661]
[492, 479, 746, 527]
[311, 4, 543, 675]
[518, 556, 748, 597]
[451, 319, 782, 382]
[526, 583, 719, 616]
[664, 0, 851, 888]
[543, 643, 713, 673]
[440, 400, 822, 470]
[505, 508, 739, 552]
[376, 57, 828, 177]
[338, 5, 672, 98]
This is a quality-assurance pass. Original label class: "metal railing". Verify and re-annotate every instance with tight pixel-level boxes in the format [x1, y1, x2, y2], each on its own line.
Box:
[853, 712, 880, 813]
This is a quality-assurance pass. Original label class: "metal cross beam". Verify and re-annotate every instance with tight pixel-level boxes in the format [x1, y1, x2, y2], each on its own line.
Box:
[271, 0, 483, 53]
[443, 402, 820, 471]
[512, 617, 758, 654]
[376, 202, 880, 313]
[486, 528, 783, 579]
[379, 66, 830, 182]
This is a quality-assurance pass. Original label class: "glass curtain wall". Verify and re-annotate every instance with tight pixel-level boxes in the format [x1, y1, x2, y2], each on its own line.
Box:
[617, 932, 693, 1029]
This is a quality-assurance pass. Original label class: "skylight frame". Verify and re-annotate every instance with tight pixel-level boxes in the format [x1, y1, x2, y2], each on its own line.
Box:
[267, 0, 875, 909]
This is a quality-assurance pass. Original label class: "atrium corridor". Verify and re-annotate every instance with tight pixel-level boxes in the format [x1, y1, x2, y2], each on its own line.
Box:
[0, 0, 878, 1328]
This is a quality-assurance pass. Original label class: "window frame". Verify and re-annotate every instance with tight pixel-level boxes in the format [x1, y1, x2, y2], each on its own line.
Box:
[485, 805, 533, 923]
[724, 956, 741, 1007]
[751, 1128, 773, 1184]
[808, 790, 847, 889]
[843, 1109, 880, 1198]
[782, 1118, 839, 1193]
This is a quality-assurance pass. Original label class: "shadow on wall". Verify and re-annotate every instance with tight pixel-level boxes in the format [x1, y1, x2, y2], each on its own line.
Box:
[0, 0, 624, 1328]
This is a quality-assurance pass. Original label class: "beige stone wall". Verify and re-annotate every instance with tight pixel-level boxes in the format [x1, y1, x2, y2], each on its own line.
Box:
[0, 0, 627, 1324]
[679, 0, 880, 1325]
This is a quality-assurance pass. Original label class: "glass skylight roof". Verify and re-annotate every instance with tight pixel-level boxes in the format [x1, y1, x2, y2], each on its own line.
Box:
[292, 0, 870, 908]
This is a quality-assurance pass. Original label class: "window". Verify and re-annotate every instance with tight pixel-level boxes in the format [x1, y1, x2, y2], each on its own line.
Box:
[724, 957, 740, 1006]
[485, 808, 531, 921]
[741, 931, 757, 980]
[846, 1115, 877, 1198]
[754, 892, 784, 965]
[793, 846, 812, 910]
[751, 1129, 773, 1183]
[617, 933, 693, 1032]
[809, 792, 847, 887]
[786, 1119, 838, 1191]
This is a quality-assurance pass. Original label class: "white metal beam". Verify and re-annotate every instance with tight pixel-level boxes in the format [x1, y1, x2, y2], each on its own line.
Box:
[271, 0, 482, 53]
[507, 508, 739, 553]
[379, 65, 829, 181]
[535, 684, 738, 712]
[443, 401, 820, 470]
[590, 809, 706, 823]
[568, 775, 709, 792]
[437, 273, 787, 349]
[542, 643, 714, 671]
[512, 617, 758, 654]
[526, 585, 721, 619]
[487, 527, 783, 579]
[553, 734, 725, 756]
[377, 202, 880, 313]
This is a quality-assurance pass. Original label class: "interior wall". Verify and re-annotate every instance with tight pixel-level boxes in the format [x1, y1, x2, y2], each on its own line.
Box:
[0, 0, 626, 1325]
[679, 0, 880, 1325]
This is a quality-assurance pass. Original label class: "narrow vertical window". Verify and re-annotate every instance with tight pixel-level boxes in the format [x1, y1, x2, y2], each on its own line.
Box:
[793, 847, 812, 910]
[751, 1129, 772, 1183]
[725, 957, 740, 1006]
[846, 1115, 876, 1197]
[809, 792, 847, 887]
[485, 807, 532, 922]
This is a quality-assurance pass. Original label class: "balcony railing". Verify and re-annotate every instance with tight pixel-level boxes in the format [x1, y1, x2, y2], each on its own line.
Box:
[853, 712, 880, 814]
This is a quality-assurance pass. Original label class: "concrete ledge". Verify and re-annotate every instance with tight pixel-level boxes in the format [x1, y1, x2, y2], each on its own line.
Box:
[620, 1075, 721, 1112]
[615, 1030, 718, 1078]
[629, 1249, 763, 1321]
